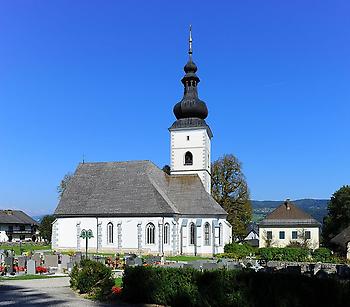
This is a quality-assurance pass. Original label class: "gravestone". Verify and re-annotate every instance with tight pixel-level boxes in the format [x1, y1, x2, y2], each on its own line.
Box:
[67, 262, 74, 272]
[134, 257, 143, 266]
[18, 256, 27, 268]
[60, 255, 70, 270]
[44, 255, 58, 268]
[27, 259, 36, 275]
[33, 253, 41, 265]
[125, 258, 135, 267]
[4, 257, 14, 274]
[202, 262, 219, 270]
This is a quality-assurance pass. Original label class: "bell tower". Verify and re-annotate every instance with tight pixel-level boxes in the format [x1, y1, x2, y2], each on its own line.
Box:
[169, 26, 212, 194]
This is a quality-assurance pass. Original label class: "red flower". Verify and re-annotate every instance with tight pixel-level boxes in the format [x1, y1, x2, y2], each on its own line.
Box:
[36, 266, 48, 274]
[112, 286, 122, 295]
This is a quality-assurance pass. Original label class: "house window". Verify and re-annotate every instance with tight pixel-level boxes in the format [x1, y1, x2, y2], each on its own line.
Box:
[146, 223, 155, 244]
[184, 151, 193, 165]
[19, 225, 25, 232]
[187, 136, 190, 141]
[292, 231, 298, 239]
[219, 223, 223, 246]
[190, 223, 196, 245]
[267, 231, 272, 240]
[305, 231, 311, 240]
[107, 222, 114, 244]
[279, 231, 285, 240]
[164, 223, 170, 245]
[8, 225, 13, 233]
[204, 223, 210, 246]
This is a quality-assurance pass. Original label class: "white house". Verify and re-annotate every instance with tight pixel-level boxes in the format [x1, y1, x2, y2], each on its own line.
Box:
[258, 200, 320, 249]
[52, 30, 232, 256]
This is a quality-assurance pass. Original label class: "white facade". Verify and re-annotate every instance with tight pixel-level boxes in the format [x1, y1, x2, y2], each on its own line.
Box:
[170, 128, 211, 193]
[258, 226, 320, 249]
[52, 216, 231, 256]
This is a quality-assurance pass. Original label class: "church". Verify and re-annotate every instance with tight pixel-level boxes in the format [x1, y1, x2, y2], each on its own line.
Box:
[52, 30, 232, 256]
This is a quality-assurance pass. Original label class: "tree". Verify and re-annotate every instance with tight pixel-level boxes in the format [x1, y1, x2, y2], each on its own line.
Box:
[323, 185, 350, 244]
[39, 215, 56, 243]
[211, 154, 252, 240]
[57, 172, 73, 198]
[162, 165, 171, 175]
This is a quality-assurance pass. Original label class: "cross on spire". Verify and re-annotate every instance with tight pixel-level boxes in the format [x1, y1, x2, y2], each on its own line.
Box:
[189, 25, 193, 56]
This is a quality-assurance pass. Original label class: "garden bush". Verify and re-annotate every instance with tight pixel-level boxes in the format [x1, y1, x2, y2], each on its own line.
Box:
[122, 266, 350, 307]
[70, 259, 114, 300]
[258, 247, 309, 262]
[223, 243, 256, 259]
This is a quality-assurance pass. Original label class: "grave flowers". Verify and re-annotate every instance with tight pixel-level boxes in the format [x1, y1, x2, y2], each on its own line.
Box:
[36, 266, 48, 274]
[112, 286, 122, 295]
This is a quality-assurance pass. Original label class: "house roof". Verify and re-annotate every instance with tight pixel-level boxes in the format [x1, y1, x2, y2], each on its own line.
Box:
[0, 210, 38, 225]
[54, 160, 227, 218]
[331, 226, 350, 248]
[259, 201, 320, 227]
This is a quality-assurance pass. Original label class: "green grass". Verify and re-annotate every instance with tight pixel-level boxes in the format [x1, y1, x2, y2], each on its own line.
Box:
[115, 277, 123, 287]
[165, 255, 210, 262]
[0, 274, 66, 281]
[0, 244, 51, 255]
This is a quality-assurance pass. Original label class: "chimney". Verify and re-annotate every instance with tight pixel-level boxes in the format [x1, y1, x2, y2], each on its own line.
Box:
[284, 199, 291, 210]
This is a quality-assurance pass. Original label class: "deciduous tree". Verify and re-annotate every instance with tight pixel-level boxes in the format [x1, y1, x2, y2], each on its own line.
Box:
[39, 215, 56, 243]
[323, 185, 350, 244]
[211, 154, 252, 240]
[57, 172, 73, 199]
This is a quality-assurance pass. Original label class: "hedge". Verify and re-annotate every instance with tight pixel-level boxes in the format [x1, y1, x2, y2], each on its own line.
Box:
[223, 243, 255, 259]
[221, 244, 341, 263]
[122, 266, 350, 307]
[70, 259, 114, 300]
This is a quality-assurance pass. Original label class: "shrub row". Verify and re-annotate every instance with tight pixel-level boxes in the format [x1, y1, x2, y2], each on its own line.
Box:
[70, 259, 114, 300]
[122, 266, 350, 307]
[222, 243, 341, 263]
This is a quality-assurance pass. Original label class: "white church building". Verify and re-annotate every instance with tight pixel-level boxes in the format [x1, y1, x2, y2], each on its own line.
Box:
[52, 31, 232, 256]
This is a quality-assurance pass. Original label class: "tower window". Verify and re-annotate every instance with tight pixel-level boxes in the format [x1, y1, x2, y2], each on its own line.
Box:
[184, 151, 193, 165]
[187, 136, 190, 141]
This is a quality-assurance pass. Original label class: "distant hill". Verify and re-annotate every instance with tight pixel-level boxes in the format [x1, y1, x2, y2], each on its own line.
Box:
[251, 199, 329, 223]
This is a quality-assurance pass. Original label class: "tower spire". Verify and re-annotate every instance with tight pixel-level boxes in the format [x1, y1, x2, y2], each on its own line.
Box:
[189, 25, 193, 56]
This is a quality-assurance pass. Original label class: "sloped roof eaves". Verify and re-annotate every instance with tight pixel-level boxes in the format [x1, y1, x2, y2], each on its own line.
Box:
[331, 226, 350, 248]
[259, 219, 321, 227]
[0, 211, 38, 225]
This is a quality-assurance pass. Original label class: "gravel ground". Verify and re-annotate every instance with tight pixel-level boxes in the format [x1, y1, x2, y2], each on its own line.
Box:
[0, 277, 129, 306]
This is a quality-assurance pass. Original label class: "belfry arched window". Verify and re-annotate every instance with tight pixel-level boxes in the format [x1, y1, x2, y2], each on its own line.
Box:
[146, 223, 155, 244]
[164, 223, 170, 245]
[184, 151, 193, 165]
[204, 222, 210, 246]
[190, 222, 196, 245]
[107, 222, 114, 244]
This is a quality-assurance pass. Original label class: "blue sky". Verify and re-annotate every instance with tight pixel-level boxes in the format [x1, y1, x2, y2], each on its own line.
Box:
[0, 1, 349, 215]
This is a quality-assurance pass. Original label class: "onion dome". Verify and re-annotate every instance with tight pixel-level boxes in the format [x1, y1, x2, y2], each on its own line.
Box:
[173, 26, 208, 120]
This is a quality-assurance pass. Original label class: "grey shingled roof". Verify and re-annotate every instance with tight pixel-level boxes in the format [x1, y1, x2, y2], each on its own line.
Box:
[259, 201, 320, 227]
[0, 210, 38, 225]
[331, 226, 350, 248]
[54, 160, 227, 218]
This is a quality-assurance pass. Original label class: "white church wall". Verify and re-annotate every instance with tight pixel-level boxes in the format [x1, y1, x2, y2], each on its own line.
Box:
[53, 216, 231, 256]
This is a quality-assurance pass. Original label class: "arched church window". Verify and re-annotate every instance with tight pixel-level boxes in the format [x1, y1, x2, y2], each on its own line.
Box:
[146, 223, 155, 244]
[219, 223, 223, 246]
[204, 223, 210, 246]
[184, 151, 193, 165]
[107, 222, 114, 244]
[190, 223, 196, 245]
[164, 223, 170, 245]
